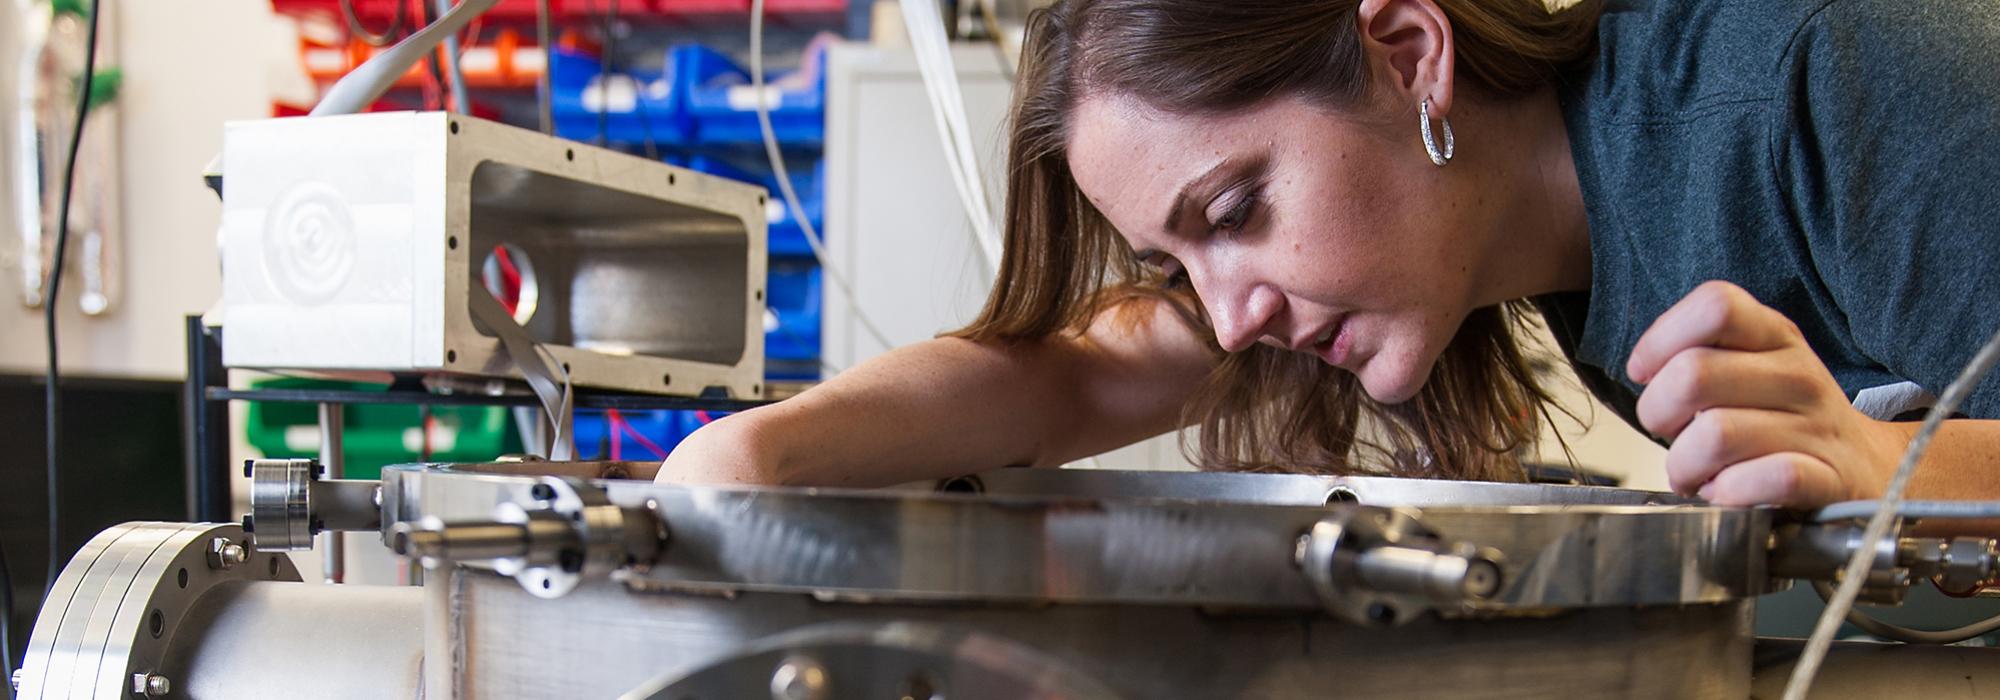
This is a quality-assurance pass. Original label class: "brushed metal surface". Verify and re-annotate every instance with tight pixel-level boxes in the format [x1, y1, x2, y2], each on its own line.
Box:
[384, 463, 1774, 613]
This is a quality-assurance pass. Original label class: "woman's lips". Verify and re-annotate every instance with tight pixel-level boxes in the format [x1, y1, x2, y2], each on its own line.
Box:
[1314, 316, 1353, 367]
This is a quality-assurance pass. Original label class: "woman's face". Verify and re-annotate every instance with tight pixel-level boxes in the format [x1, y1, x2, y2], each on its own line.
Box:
[1068, 92, 1487, 403]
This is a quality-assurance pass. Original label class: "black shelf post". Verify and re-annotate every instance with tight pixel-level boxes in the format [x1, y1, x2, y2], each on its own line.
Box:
[183, 316, 231, 523]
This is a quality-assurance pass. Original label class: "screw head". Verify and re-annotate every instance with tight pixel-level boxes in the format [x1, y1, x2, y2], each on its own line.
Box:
[131, 672, 171, 697]
[770, 656, 829, 700]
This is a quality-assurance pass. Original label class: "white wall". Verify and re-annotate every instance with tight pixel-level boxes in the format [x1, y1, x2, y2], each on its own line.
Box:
[0, 0, 298, 379]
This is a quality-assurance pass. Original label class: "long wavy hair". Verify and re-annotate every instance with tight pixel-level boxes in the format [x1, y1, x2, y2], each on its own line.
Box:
[950, 0, 1602, 481]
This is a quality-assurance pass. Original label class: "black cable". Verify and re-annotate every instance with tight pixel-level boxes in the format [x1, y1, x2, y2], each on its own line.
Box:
[341, 0, 405, 47]
[419, 0, 450, 111]
[602, 0, 661, 160]
[2, 536, 14, 700]
[45, 0, 103, 598]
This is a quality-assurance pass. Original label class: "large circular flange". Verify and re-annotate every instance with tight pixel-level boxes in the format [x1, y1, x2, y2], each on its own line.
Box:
[248, 458, 318, 551]
[16, 522, 303, 699]
[621, 622, 1124, 700]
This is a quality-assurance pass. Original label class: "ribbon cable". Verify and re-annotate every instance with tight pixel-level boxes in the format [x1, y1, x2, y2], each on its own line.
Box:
[468, 288, 575, 460]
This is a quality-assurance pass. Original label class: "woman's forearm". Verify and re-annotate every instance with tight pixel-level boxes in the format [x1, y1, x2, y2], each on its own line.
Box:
[1884, 419, 2000, 536]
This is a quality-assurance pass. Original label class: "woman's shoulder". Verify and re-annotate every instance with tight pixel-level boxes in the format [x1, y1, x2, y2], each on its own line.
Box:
[1572, 0, 1829, 118]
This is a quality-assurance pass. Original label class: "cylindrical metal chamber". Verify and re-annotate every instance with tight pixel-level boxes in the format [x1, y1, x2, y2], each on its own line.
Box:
[15, 522, 423, 700]
[26, 464, 2000, 699]
[439, 569, 1756, 698]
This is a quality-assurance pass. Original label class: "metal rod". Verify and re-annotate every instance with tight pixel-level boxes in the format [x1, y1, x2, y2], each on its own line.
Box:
[318, 403, 346, 584]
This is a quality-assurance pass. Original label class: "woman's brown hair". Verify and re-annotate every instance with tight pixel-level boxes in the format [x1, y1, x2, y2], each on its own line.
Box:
[951, 0, 1602, 480]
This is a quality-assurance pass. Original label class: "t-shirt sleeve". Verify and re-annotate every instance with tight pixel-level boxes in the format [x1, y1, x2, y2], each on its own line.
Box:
[1772, 0, 2000, 418]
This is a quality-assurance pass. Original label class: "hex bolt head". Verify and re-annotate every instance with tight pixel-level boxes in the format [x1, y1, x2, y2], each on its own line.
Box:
[131, 672, 170, 697]
[208, 538, 248, 570]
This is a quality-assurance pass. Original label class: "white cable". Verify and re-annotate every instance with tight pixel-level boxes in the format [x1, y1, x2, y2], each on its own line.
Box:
[923, 2, 1003, 266]
[312, 0, 500, 116]
[1783, 325, 2000, 700]
[898, 0, 1004, 274]
[750, 0, 895, 358]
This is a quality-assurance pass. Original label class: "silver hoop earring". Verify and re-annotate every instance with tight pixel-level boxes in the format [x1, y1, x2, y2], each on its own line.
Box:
[1420, 98, 1454, 166]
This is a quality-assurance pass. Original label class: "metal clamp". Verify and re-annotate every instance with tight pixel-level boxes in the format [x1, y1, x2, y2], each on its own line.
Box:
[243, 458, 385, 552]
[1295, 507, 1503, 626]
[389, 477, 667, 598]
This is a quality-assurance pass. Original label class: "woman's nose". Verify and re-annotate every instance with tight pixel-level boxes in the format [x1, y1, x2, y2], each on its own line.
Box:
[1199, 268, 1282, 353]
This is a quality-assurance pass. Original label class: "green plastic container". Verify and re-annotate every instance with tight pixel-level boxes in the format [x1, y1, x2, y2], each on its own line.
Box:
[244, 379, 520, 479]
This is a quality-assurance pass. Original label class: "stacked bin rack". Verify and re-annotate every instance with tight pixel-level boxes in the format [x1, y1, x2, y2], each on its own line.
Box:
[250, 1, 849, 467]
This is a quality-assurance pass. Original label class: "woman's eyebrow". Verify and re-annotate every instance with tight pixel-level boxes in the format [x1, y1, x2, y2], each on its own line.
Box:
[1161, 159, 1233, 234]
[1160, 155, 1265, 234]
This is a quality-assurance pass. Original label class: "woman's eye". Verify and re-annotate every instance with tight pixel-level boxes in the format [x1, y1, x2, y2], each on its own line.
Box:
[1211, 189, 1258, 232]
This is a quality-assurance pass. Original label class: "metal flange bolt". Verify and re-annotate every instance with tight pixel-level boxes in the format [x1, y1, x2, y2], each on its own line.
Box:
[132, 672, 171, 697]
[208, 537, 249, 570]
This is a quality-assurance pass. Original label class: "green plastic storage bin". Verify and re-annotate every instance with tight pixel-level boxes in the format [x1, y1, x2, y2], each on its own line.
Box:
[244, 379, 520, 479]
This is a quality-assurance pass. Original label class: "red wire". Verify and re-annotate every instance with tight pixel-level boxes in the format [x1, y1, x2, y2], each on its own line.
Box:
[616, 413, 669, 459]
[493, 244, 523, 315]
[606, 409, 624, 461]
[694, 410, 714, 425]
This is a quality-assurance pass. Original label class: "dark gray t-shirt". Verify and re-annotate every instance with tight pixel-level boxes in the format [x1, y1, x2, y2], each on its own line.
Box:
[1536, 0, 2000, 429]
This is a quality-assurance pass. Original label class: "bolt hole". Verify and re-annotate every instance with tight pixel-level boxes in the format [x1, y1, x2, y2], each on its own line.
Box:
[565, 148, 575, 161]
[268, 557, 280, 576]
[758, 195, 767, 206]
[449, 121, 459, 134]
[149, 609, 164, 638]
[1366, 603, 1397, 625]
[668, 173, 677, 185]
[541, 578, 552, 590]
[447, 350, 458, 364]
[177, 568, 188, 589]
[447, 236, 458, 250]
[1324, 487, 1359, 505]
[481, 242, 540, 326]
[755, 289, 764, 302]
[561, 362, 571, 373]
[662, 374, 672, 385]
[900, 671, 941, 700]
[753, 384, 762, 396]
[937, 475, 984, 494]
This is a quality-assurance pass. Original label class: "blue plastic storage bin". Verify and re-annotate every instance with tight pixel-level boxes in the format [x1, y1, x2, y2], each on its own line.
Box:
[682, 43, 827, 147]
[550, 45, 691, 146]
[765, 262, 823, 372]
[572, 408, 727, 460]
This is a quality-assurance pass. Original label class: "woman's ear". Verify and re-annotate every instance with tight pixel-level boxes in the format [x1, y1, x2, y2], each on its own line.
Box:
[1355, 0, 1456, 116]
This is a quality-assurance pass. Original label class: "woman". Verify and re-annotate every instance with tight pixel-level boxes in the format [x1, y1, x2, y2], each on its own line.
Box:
[660, 0, 2000, 517]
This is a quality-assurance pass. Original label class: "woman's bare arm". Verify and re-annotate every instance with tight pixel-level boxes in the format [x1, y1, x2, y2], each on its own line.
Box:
[656, 298, 1216, 487]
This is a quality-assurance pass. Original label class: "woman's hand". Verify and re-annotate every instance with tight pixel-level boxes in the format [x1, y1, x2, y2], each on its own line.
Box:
[1626, 281, 1904, 506]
